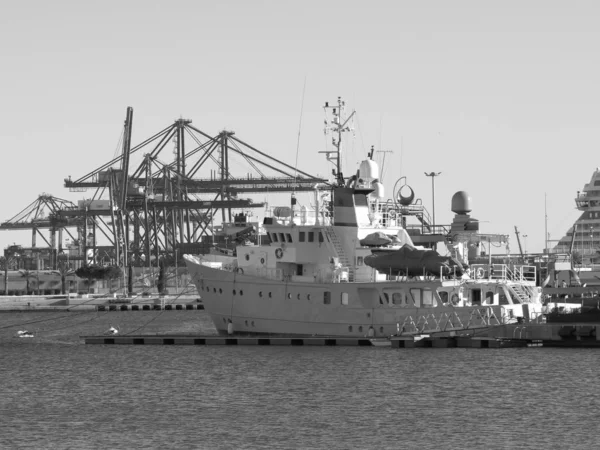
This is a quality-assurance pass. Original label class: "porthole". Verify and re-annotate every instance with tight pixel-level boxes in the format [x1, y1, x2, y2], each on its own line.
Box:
[269, 292, 272, 298]
[251, 321, 255, 327]
[213, 288, 216, 293]
[380, 327, 384, 334]
[358, 326, 363, 332]
[233, 289, 236, 295]
[349, 326, 353, 332]
[260, 258, 265, 264]
[287, 293, 292, 299]
[297, 293, 301, 300]
[240, 290, 243, 296]
[367, 312, 371, 318]
[245, 320, 249, 326]
[219, 288, 222, 294]
[259, 291, 263, 297]
[307, 294, 311, 300]
[245, 254, 250, 261]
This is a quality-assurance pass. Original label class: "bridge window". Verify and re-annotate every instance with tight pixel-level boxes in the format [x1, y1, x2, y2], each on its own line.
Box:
[299, 232, 305, 242]
[410, 289, 421, 307]
[485, 291, 494, 305]
[279, 233, 285, 242]
[439, 291, 449, 304]
[380, 293, 388, 304]
[422, 290, 434, 306]
[324, 291, 331, 305]
[271, 233, 279, 242]
[286, 233, 292, 243]
[357, 256, 364, 266]
[318, 232, 324, 243]
[308, 231, 315, 242]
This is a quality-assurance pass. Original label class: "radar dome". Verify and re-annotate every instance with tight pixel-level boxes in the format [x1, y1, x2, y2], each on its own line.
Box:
[369, 180, 385, 200]
[359, 159, 379, 181]
[451, 191, 472, 214]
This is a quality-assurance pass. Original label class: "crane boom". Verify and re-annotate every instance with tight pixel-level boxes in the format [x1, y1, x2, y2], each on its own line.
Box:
[514, 226, 524, 258]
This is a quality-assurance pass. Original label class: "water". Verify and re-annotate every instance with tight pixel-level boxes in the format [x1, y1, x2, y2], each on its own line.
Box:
[1, 313, 599, 449]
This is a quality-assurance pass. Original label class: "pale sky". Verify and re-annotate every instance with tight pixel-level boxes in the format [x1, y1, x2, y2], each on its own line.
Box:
[1, 0, 599, 254]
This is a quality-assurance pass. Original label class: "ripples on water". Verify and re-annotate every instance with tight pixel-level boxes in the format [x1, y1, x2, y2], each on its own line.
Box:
[1, 343, 600, 449]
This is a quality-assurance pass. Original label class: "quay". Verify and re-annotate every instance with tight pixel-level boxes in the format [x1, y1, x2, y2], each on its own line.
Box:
[95, 303, 203, 311]
[81, 333, 540, 347]
[82, 322, 600, 348]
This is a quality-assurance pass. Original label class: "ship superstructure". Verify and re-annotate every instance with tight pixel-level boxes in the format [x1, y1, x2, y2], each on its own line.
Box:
[184, 98, 542, 337]
[553, 168, 600, 262]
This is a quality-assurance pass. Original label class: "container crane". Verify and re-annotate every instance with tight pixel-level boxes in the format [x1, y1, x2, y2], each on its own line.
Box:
[63, 107, 328, 267]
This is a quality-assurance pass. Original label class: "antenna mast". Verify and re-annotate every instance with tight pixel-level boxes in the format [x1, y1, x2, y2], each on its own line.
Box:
[321, 97, 355, 186]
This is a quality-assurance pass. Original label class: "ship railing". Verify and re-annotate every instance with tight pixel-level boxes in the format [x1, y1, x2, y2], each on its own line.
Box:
[266, 206, 333, 227]
[507, 265, 537, 283]
[471, 264, 536, 284]
[308, 268, 351, 283]
[367, 209, 403, 228]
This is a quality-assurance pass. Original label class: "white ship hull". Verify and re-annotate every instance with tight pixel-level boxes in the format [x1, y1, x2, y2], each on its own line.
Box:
[185, 255, 506, 337]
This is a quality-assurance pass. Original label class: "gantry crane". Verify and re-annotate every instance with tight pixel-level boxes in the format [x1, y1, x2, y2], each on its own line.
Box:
[62, 107, 328, 267]
[0, 194, 81, 268]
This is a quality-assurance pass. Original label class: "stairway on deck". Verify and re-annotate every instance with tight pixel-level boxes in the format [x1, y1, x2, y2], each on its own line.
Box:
[325, 227, 354, 282]
[508, 284, 531, 303]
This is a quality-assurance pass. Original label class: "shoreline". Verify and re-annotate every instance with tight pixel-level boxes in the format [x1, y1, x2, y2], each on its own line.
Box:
[0, 292, 202, 312]
[0, 309, 216, 345]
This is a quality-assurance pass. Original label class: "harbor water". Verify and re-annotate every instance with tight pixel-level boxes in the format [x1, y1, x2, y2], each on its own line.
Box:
[1, 311, 599, 449]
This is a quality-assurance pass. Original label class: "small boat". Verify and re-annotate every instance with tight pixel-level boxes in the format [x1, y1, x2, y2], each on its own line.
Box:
[16, 330, 34, 338]
[184, 98, 542, 337]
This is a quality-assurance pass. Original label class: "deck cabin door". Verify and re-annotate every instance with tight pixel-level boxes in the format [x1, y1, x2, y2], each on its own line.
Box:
[472, 288, 482, 305]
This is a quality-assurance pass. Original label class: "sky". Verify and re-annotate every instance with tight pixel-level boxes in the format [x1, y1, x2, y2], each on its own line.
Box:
[1, 0, 600, 255]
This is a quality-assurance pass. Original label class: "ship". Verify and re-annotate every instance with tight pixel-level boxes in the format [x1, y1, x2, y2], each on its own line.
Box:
[552, 167, 600, 287]
[184, 98, 542, 337]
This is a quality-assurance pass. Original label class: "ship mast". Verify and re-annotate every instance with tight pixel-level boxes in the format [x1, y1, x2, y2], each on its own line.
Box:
[321, 97, 355, 186]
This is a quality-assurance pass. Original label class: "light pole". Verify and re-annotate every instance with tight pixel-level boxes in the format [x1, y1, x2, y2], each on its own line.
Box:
[591, 227, 594, 261]
[424, 171, 441, 230]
